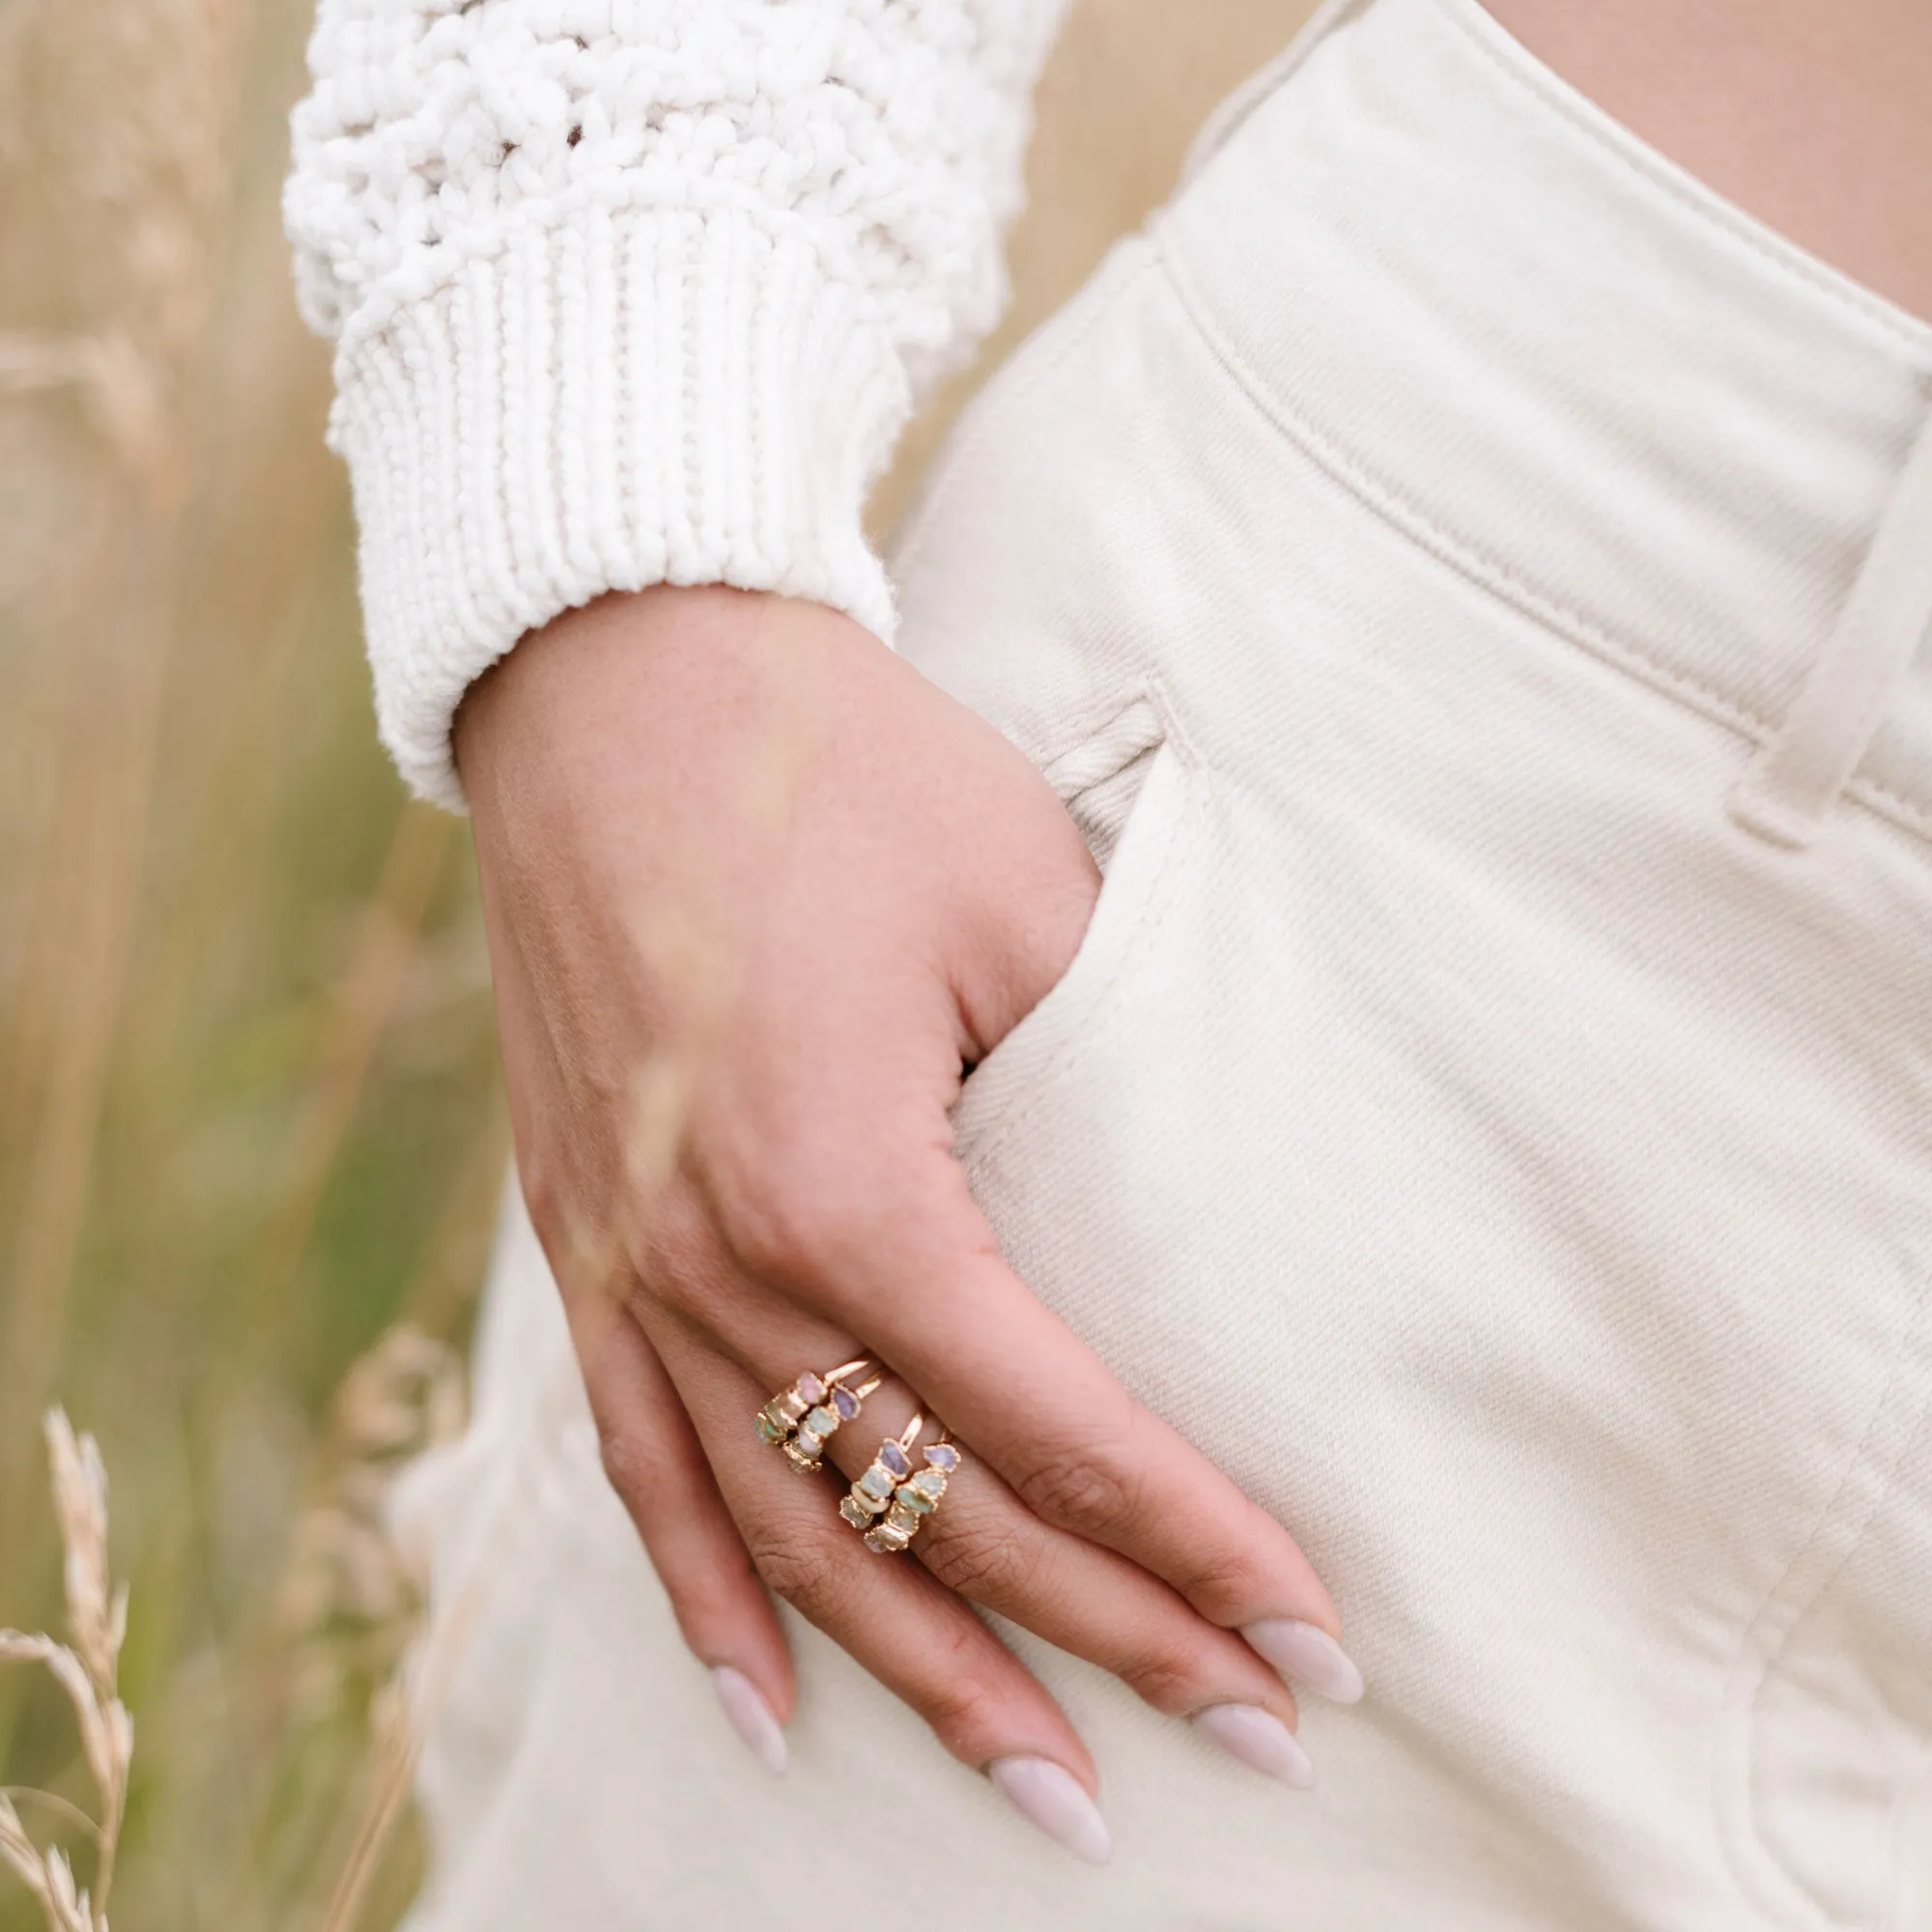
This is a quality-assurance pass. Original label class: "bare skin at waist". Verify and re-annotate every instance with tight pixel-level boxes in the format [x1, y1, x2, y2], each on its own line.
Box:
[1486, 0, 1932, 321]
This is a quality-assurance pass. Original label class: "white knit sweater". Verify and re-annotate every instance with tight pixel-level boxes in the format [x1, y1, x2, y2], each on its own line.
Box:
[286, 1, 1069, 806]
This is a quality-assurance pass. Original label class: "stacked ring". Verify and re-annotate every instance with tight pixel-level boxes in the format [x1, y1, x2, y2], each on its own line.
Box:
[838, 1415, 923, 1529]
[841, 1419, 960, 1553]
[756, 1359, 880, 1471]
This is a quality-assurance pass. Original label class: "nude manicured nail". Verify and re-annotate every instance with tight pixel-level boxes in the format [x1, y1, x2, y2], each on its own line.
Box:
[1192, 1703, 1316, 1788]
[1241, 1619, 1366, 1704]
[988, 1756, 1112, 1865]
[710, 1665, 786, 1776]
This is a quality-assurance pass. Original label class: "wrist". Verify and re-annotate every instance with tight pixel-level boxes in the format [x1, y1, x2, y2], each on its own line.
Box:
[454, 586, 882, 817]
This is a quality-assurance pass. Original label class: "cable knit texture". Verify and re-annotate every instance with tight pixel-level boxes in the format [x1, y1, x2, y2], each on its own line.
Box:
[286, 0, 1068, 806]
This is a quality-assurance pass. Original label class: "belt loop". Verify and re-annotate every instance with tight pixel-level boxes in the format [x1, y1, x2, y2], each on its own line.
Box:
[1179, 0, 1370, 187]
[1729, 395, 1932, 848]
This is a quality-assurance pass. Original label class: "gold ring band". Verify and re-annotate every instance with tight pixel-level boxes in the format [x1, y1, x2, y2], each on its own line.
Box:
[755, 1359, 880, 1470]
[842, 1418, 960, 1552]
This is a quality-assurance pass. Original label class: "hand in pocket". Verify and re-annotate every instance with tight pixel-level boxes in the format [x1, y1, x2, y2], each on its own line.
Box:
[456, 585, 1353, 1856]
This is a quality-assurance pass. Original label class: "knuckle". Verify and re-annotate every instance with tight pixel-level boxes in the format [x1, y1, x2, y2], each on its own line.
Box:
[518, 1162, 564, 1245]
[631, 1203, 726, 1320]
[917, 1665, 1009, 1754]
[521, 1159, 628, 1295]
[712, 1130, 926, 1295]
[1116, 1645, 1209, 1716]
[595, 1423, 653, 1513]
[920, 1513, 1040, 1607]
[742, 1522, 850, 1623]
[1175, 1547, 1271, 1625]
[1011, 1433, 1143, 1541]
[723, 1165, 855, 1287]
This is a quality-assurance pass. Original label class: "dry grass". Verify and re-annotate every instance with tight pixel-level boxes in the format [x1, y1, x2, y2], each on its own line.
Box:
[1, 1413, 132, 1932]
[0, 1, 1309, 1924]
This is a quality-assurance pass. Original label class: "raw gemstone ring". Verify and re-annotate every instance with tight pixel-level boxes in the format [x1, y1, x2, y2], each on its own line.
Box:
[845, 1426, 961, 1553]
[755, 1360, 879, 1471]
[838, 1414, 923, 1531]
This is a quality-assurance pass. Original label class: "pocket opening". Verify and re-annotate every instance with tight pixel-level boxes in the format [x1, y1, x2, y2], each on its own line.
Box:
[1042, 695, 1169, 870]
[952, 698, 1191, 1171]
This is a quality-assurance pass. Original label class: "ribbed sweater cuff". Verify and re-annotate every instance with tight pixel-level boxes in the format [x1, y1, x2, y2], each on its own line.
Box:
[329, 206, 909, 808]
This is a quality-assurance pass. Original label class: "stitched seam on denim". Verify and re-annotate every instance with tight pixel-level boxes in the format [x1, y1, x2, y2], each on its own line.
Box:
[888, 242, 1164, 585]
[974, 676, 1200, 812]
[1180, 0, 1369, 186]
[1037, 690, 1165, 798]
[1713, 1276, 1932, 1931]
[1850, 772, 1932, 842]
[1436, 0, 1932, 357]
[960, 692, 1195, 1178]
[1151, 230, 1932, 849]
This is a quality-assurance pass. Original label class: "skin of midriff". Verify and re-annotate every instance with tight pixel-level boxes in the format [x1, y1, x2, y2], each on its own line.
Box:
[1483, 0, 1932, 322]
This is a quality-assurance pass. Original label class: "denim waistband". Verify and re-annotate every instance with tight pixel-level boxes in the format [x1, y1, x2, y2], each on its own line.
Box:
[1158, 0, 1932, 838]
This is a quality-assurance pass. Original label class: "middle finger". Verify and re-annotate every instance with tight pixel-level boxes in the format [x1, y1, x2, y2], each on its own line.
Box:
[636, 1273, 1314, 1782]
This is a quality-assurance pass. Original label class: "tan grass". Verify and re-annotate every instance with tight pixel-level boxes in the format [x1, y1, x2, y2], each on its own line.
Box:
[0, 0, 248, 1526]
[0, 1413, 133, 1932]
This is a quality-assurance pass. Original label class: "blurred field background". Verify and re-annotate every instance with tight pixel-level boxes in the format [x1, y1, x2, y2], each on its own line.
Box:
[0, 1, 1312, 1924]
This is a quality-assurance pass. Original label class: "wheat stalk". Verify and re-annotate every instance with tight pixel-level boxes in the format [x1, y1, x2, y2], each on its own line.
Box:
[263, 1324, 469, 1928]
[0, 1411, 133, 1932]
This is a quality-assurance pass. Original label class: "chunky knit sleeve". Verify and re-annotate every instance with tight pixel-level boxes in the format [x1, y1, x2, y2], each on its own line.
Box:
[285, 1, 1069, 806]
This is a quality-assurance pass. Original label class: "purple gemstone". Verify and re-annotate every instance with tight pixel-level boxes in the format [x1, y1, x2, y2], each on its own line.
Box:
[796, 1372, 826, 1405]
[878, 1440, 911, 1478]
[831, 1386, 861, 1421]
[924, 1443, 960, 1471]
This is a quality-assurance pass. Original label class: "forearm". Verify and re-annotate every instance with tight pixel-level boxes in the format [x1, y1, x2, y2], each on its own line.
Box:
[1484, 0, 1932, 319]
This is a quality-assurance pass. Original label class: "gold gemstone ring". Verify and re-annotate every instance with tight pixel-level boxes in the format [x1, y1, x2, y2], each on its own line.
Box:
[755, 1359, 880, 1471]
[840, 1417, 961, 1552]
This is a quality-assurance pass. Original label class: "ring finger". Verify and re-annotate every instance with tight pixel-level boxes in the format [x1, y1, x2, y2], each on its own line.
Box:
[646, 1314, 1117, 1861]
[640, 1283, 1315, 1788]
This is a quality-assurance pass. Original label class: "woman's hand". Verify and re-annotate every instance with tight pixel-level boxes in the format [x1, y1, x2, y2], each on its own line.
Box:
[455, 585, 1357, 1860]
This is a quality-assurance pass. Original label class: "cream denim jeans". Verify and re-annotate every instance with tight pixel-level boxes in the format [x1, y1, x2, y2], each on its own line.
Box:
[394, 1, 1932, 1924]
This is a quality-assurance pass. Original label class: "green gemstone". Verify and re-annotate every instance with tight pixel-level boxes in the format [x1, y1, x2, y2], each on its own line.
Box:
[859, 1466, 895, 1500]
[838, 1495, 873, 1528]
[756, 1413, 788, 1444]
[909, 1469, 947, 1498]
[804, 1406, 838, 1437]
[893, 1485, 934, 1515]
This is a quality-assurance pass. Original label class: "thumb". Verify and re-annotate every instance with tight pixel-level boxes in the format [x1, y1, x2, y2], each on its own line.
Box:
[946, 763, 1101, 1065]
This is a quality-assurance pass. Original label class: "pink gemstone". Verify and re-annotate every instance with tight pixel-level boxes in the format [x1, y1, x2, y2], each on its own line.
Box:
[796, 1373, 826, 1405]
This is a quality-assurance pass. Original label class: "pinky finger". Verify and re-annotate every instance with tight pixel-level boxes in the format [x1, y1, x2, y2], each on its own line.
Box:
[571, 1280, 797, 1775]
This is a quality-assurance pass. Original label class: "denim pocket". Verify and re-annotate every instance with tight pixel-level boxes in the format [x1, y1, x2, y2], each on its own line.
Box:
[952, 695, 1192, 1174]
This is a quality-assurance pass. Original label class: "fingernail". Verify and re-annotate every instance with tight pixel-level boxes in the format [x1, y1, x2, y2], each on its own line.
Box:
[1241, 1619, 1365, 1704]
[988, 1756, 1112, 1865]
[710, 1665, 786, 1776]
[1192, 1703, 1316, 1788]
